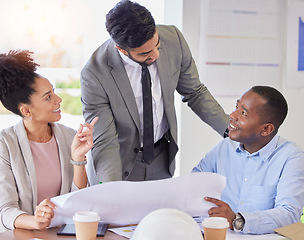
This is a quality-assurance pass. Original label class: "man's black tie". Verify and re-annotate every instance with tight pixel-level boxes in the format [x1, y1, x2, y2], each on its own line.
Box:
[141, 65, 154, 164]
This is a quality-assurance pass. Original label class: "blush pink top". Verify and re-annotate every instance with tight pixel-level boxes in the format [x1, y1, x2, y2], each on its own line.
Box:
[29, 135, 62, 205]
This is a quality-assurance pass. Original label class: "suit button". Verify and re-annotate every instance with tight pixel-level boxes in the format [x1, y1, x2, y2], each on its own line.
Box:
[134, 148, 139, 153]
[124, 171, 129, 177]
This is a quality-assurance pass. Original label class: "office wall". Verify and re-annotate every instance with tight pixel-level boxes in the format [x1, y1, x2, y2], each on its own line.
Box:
[171, 0, 304, 176]
[1, 0, 302, 177]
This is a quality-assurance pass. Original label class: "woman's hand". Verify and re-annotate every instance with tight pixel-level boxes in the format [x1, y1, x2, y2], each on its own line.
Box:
[14, 199, 56, 230]
[71, 117, 99, 162]
[33, 199, 56, 229]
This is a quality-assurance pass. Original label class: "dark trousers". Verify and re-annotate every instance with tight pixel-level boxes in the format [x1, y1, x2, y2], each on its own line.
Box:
[126, 134, 171, 181]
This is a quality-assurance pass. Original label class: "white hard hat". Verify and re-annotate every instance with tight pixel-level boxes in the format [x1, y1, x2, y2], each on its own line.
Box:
[131, 208, 203, 240]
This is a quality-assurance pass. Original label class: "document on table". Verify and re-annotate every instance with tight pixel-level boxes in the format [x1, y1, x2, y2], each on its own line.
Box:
[225, 230, 286, 240]
[49, 172, 225, 227]
[108, 225, 286, 240]
[108, 226, 136, 239]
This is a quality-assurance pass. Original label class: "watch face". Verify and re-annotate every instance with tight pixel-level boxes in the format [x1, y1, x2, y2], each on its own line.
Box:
[234, 219, 244, 230]
[233, 213, 245, 231]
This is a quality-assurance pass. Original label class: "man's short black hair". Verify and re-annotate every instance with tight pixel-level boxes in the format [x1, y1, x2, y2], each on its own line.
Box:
[251, 86, 288, 130]
[106, 0, 156, 50]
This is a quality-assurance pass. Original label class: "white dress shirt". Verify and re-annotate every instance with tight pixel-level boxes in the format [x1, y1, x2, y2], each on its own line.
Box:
[119, 50, 168, 146]
[192, 135, 304, 234]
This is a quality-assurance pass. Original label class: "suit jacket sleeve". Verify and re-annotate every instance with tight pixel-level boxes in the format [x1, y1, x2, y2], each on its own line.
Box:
[81, 44, 123, 182]
[0, 126, 28, 231]
[168, 25, 229, 135]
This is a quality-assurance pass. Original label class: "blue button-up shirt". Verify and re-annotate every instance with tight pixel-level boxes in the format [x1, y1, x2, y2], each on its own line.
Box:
[192, 135, 304, 234]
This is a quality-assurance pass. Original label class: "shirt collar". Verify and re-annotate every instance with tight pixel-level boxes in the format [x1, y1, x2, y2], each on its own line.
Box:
[118, 49, 141, 68]
[235, 134, 280, 162]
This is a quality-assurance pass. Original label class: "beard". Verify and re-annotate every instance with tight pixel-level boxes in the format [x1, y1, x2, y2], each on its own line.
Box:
[126, 51, 155, 66]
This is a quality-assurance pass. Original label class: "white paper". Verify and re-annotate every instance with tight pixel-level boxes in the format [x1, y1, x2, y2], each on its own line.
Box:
[49, 172, 226, 227]
[108, 224, 285, 240]
[225, 230, 285, 240]
[108, 226, 137, 239]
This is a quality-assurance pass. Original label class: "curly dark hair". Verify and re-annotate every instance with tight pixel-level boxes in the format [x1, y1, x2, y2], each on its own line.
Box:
[0, 50, 39, 116]
[106, 0, 155, 50]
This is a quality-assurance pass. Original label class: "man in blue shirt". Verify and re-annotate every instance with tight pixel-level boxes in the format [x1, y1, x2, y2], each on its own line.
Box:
[193, 86, 304, 234]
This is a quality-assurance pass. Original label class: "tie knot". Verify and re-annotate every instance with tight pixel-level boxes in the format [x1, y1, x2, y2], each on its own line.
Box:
[140, 63, 148, 70]
[141, 65, 150, 80]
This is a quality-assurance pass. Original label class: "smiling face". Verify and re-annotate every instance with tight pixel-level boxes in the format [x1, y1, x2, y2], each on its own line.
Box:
[228, 90, 271, 153]
[117, 30, 160, 66]
[26, 76, 62, 124]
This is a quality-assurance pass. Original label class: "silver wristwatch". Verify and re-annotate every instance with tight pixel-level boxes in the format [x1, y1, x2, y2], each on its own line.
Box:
[232, 213, 245, 232]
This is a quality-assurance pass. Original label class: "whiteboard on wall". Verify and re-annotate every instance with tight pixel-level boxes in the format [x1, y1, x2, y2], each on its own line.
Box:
[286, 0, 304, 88]
[198, 0, 285, 97]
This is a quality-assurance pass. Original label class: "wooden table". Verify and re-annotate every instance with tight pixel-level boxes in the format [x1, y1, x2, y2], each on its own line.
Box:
[0, 225, 288, 240]
[0, 226, 126, 240]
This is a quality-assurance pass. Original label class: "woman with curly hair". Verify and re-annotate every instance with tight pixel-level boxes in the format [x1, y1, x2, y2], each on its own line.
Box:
[0, 50, 98, 231]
